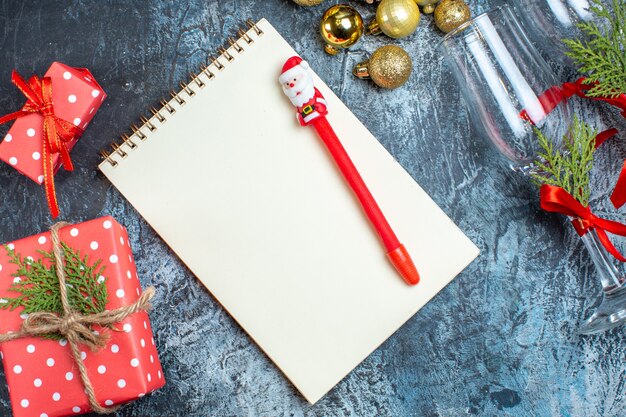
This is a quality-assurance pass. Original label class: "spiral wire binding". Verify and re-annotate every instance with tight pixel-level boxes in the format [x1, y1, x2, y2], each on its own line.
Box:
[237, 29, 253, 44]
[199, 63, 215, 80]
[140, 115, 156, 131]
[179, 81, 195, 97]
[150, 107, 166, 123]
[111, 141, 127, 158]
[121, 133, 136, 149]
[169, 90, 186, 105]
[218, 47, 234, 62]
[131, 123, 146, 140]
[229, 37, 244, 53]
[210, 55, 225, 71]
[190, 72, 205, 88]
[100, 19, 261, 167]
[159, 99, 175, 114]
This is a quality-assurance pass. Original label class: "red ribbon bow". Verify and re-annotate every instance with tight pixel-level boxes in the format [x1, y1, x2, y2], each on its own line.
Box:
[540, 185, 626, 262]
[0, 71, 83, 218]
[525, 79, 626, 261]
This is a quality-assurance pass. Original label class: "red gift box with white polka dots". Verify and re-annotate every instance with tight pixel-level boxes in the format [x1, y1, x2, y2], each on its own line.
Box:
[0, 216, 165, 417]
[0, 62, 106, 184]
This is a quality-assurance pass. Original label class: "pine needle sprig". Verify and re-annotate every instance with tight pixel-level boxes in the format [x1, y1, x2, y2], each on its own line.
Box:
[0, 243, 109, 325]
[531, 116, 598, 206]
[563, 0, 626, 98]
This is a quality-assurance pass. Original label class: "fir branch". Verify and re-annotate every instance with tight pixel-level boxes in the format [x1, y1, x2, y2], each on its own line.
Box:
[531, 116, 597, 206]
[1, 243, 109, 336]
[563, 0, 626, 98]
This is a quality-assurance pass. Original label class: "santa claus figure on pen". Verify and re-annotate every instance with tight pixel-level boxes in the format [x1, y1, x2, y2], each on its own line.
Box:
[279, 56, 328, 126]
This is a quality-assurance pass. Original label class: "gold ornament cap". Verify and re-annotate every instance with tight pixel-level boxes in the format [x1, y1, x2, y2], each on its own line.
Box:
[367, 0, 421, 39]
[320, 5, 364, 54]
[422, 4, 436, 14]
[353, 45, 413, 89]
[414, 0, 439, 14]
[291, 0, 325, 5]
[367, 20, 383, 36]
[434, 0, 471, 33]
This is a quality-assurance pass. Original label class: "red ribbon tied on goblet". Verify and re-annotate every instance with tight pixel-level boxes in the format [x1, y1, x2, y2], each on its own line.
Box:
[540, 184, 626, 262]
[562, 78, 626, 119]
[558, 80, 626, 209]
[525, 79, 626, 210]
[529, 78, 626, 120]
[0, 71, 83, 218]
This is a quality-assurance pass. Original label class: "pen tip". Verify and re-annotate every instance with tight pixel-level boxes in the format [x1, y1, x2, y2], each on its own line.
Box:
[387, 244, 420, 286]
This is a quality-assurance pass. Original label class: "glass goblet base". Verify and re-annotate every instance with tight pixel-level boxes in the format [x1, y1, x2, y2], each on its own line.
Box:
[579, 284, 626, 335]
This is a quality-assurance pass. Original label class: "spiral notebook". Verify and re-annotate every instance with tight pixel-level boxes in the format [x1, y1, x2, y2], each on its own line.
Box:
[99, 19, 479, 404]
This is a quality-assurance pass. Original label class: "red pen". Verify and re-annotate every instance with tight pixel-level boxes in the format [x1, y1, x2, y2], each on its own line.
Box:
[279, 56, 420, 286]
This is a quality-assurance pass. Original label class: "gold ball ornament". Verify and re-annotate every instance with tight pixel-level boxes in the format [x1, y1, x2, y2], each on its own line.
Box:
[291, 0, 324, 5]
[353, 45, 413, 89]
[434, 0, 471, 33]
[320, 4, 364, 55]
[414, 0, 439, 14]
[367, 0, 421, 39]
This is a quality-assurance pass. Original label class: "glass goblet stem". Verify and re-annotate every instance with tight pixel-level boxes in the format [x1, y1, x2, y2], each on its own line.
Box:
[577, 225, 626, 334]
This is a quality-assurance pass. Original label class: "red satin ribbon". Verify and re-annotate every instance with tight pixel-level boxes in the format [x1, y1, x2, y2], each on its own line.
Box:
[526, 80, 626, 261]
[562, 78, 626, 118]
[540, 185, 626, 262]
[0, 71, 83, 218]
[592, 128, 626, 209]
[525, 78, 626, 210]
[611, 160, 626, 209]
[530, 78, 626, 119]
[563, 79, 626, 208]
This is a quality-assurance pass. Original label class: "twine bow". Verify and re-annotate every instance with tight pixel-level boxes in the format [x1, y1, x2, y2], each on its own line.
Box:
[0, 222, 155, 414]
[0, 71, 84, 218]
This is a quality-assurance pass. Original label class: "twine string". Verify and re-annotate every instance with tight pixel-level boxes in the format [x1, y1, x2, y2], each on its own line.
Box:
[0, 222, 155, 414]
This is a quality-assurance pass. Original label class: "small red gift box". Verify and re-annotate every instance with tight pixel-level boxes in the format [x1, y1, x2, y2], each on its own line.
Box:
[0, 217, 164, 417]
[0, 62, 106, 184]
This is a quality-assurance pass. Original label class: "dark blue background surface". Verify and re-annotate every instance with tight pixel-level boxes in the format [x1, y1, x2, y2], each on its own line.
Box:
[0, 1, 624, 416]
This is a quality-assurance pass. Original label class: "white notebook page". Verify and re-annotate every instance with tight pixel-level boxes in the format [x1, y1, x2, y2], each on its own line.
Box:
[99, 19, 479, 403]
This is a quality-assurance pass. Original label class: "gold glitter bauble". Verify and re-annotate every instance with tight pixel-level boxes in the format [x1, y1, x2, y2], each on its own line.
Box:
[353, 45, 413, 89]
[291, 0, 324, 6]
[414, 0, 439, 14]
[367, 0, 421, 39]
[320, 4, 364, 55]
[434, 0, 471, 33]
